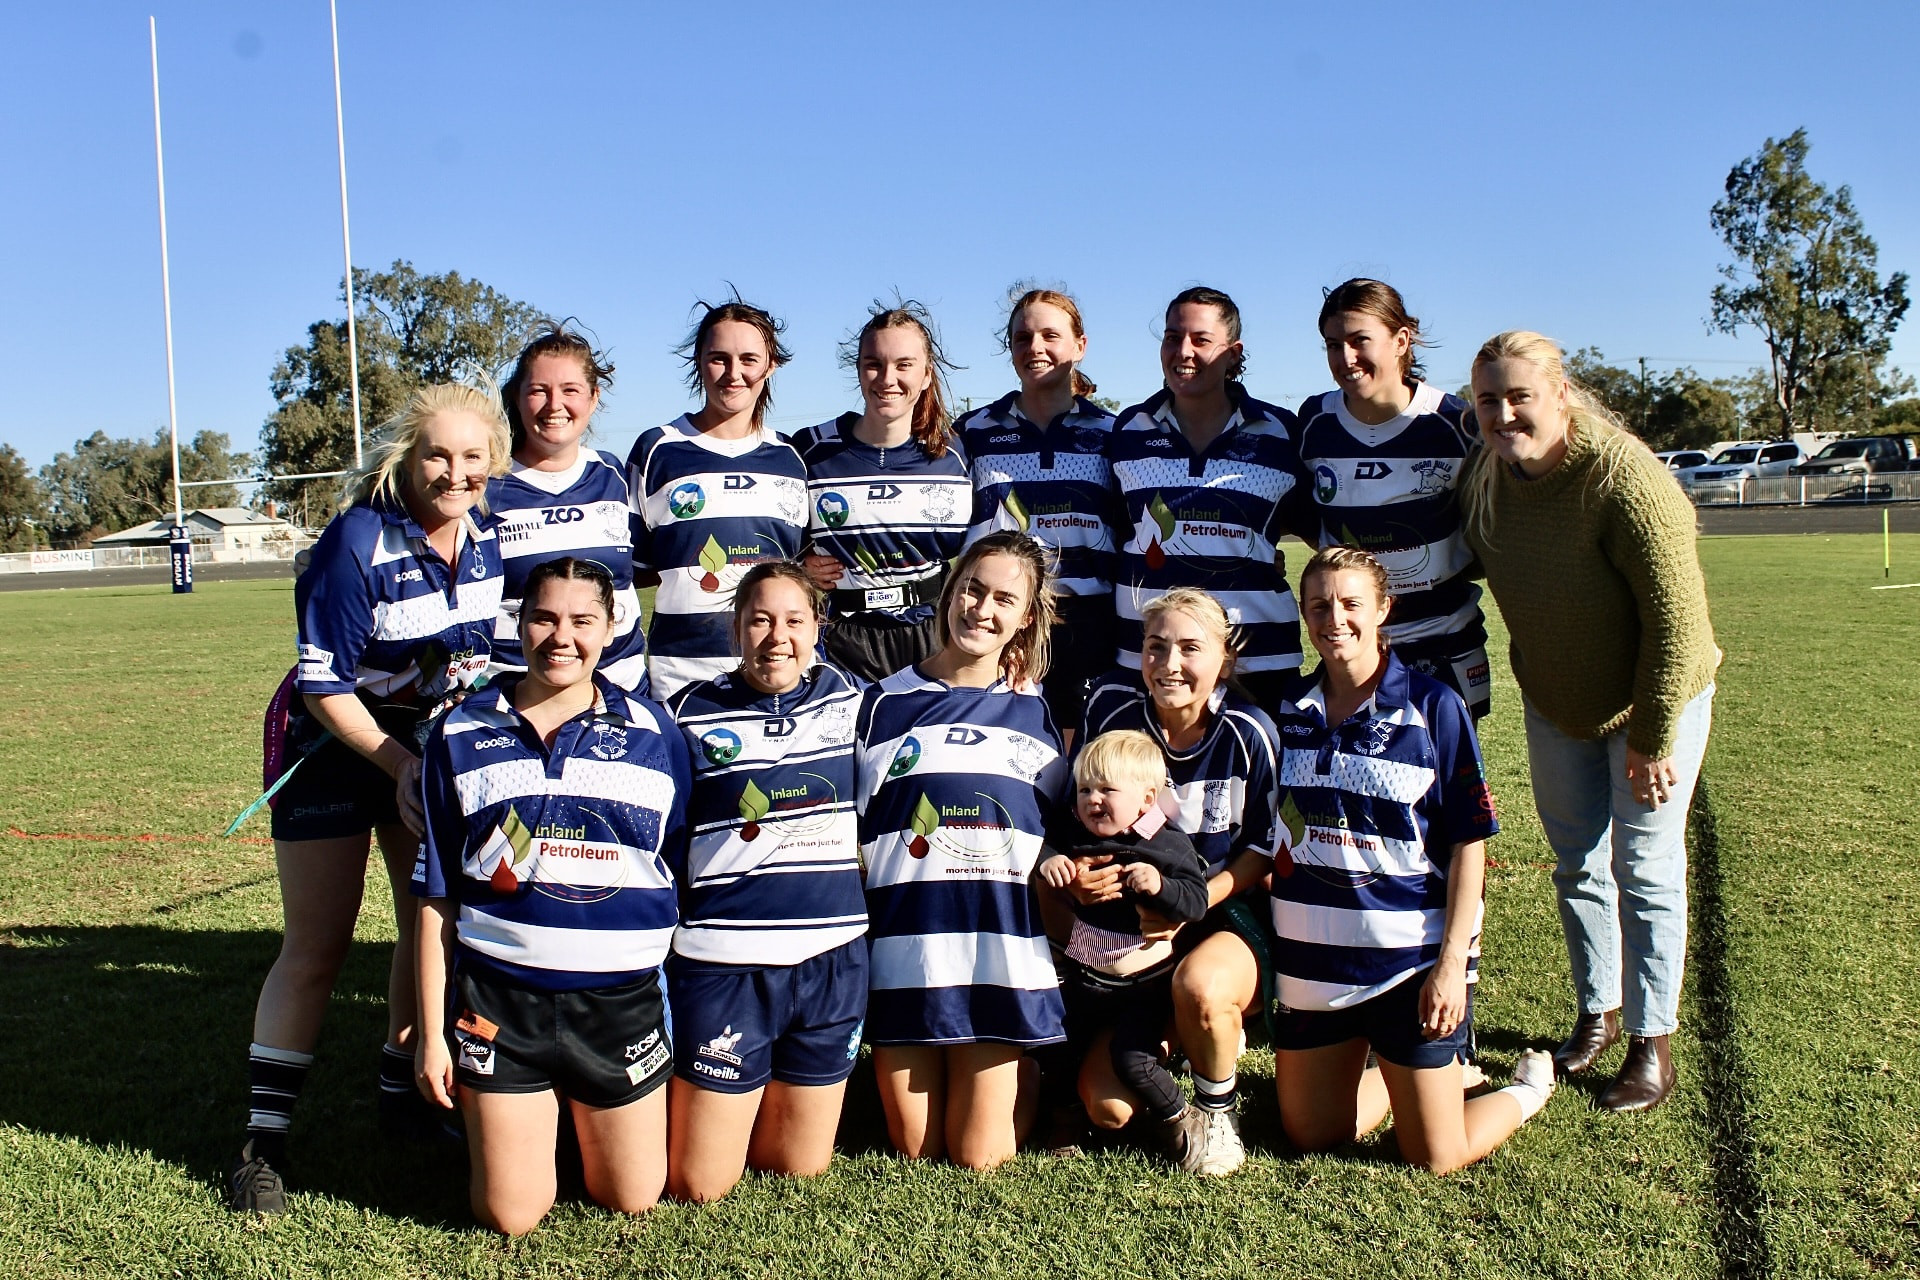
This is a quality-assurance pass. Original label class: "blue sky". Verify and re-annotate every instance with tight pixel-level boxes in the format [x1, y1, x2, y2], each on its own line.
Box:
[5, 1, 1917, 472]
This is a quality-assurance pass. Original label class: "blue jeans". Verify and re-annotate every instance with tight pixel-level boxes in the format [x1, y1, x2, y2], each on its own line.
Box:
[1523, 686, 1714, 1038]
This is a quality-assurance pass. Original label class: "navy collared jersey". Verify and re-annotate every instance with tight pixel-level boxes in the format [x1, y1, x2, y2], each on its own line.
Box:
[1296, 383, 1485, 647]
[791, 414, 971, 623]
[665, 661, 869, 966]
[957, 392, 1119, 596]
[1269, 651, 1498, 1010]
[486, 449, 646, 689]
[413, 674, 691, 991]
[626, 415, 810, 697]
[294, 496, 503, 705]
[1107, 388, 1316, 674]
[1080, 672, 1281, 880]
[856, 666, 1068, 1046]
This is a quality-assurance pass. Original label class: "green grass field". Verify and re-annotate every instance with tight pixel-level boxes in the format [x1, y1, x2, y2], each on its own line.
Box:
[0, 534, 1915, 1278]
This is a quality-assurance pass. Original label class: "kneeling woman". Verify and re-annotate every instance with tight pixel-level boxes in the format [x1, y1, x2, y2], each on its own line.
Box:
[662, 562, 869, 1201]
[857, 531, 1068, 1167]
[413, 558, 690, 1234]
[1270, 547, 1553, 1173]
[1074, 587, 1283, 1177]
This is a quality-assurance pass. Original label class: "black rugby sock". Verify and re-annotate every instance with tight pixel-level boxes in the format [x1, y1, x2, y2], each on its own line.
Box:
[246, 1043, 314, 1166]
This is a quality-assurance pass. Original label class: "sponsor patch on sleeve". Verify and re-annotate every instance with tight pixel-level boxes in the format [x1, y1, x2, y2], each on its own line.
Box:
[296, 643, 337, 683]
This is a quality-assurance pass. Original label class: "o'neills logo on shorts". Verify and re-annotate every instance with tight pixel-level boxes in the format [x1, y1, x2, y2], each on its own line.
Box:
[692, 1059, 741, 1081]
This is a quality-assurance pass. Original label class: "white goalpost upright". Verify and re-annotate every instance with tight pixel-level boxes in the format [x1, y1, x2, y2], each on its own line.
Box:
[148, 16, 193, 594]
[129, 6, 363, 581]
[331, 0, 365, 469]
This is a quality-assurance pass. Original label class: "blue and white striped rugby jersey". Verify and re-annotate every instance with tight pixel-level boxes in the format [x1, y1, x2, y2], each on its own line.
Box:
[294, 497, 502, 705]
[1268, 651, 1498, 1011]
[792, 415, 971, 623]
[627, 416, 810, 698]
[856, 667, 1067, 1046]
[413, 675, 690, 991]
[1296, 383, 1486, 648]
[1080, 672, 1281, 880]
[664, 662, 868, 967]
[957, 392, 1119, 597]
[1108, 389, 1316, 673]
[486, 449, 646, 689]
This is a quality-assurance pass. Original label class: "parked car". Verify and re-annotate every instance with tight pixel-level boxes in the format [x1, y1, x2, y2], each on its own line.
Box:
[1677, 441, 1808, 496]
[1655, 449, 1711, 471]
[1787, 435, 1920, 477]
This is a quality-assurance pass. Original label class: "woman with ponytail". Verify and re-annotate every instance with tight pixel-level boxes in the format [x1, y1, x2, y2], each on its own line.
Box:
[956, 287, 1118, 742]
[1464, 331, 1718, 1114]
[628, 299, 809, 698]
[1297, 280, 1489, 718]
[795, 302, 972, 683]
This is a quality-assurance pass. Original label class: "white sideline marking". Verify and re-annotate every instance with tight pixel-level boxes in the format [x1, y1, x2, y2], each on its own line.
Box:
[1870, 582, 1920, 590]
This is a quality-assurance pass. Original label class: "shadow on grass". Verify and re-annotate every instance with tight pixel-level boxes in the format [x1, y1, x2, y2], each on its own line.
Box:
[1688, 775, 1773, 1280]
[0, 923, 470, 1227]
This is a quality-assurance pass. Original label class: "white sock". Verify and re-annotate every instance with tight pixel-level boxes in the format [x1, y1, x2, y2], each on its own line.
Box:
[1499, 1049, 1555, 1122]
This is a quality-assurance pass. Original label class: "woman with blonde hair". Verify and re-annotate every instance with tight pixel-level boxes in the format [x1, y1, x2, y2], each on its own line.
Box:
[230, 383, 510, 1213]
[1465, 331, 1718, 1113]
[1069, 586, 1282, 1175]
[856, 531, 1067, 1167]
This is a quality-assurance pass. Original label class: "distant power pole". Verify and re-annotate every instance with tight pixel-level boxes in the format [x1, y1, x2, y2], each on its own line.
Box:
[1638, 356, 1649, 436]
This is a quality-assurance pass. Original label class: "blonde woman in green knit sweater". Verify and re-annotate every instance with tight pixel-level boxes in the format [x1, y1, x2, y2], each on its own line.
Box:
[1463, 331, 1717, 1115]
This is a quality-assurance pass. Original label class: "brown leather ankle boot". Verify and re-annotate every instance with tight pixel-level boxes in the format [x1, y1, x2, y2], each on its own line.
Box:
[1552, 1009, 1621, 1076]
[1598, 1035, 1675, 1113]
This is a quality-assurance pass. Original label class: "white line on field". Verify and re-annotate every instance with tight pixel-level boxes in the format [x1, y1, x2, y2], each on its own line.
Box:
[1870, 582, 1920, 590]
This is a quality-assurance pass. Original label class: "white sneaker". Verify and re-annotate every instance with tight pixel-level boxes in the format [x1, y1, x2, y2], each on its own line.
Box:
[1189, 1106, 1245, 1177]
[1513, 1048, 1557, 1098]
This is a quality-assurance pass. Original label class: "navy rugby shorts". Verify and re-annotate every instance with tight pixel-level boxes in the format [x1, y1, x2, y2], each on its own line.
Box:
[1271, 970, 1474, 1070]
[666, 939, 868, 1094]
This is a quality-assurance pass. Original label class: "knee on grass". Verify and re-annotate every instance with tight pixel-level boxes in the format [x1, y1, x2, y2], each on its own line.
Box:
[475, 1193, 556, 1238]
[667, 1166, 743, 1204]
[1281, 1105, 1363, 1155]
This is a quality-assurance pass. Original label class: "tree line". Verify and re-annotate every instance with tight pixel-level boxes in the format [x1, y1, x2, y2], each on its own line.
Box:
[0, 129, 1905, 552]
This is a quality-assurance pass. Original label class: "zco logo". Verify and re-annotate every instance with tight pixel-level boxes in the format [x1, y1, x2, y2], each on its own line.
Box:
[542, 506, 585, 525]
